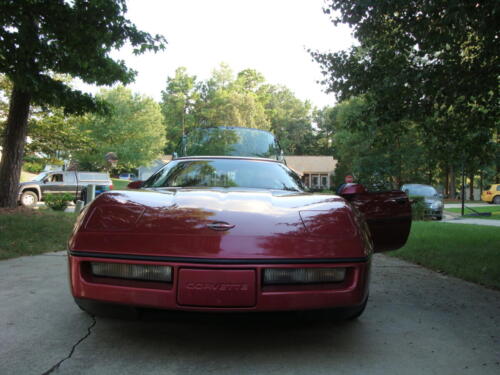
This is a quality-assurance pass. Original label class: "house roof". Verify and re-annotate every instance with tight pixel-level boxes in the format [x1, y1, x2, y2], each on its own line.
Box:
[284, 156, 337, 175]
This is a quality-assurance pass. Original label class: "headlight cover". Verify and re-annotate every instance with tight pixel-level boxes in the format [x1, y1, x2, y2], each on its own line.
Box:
[90, 262, 172, 282]
[263, 267, 346, 285]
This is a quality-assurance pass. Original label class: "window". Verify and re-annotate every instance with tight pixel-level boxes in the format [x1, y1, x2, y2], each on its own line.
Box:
[302, 174, 310, 187]
[51, 174, 63, 182]
[321, 175, 328, 187]
[312, 176, 319, 187]
[143, 159, 304, 191]
[64, 173, 76, 184]
[177, 127, 281, 159]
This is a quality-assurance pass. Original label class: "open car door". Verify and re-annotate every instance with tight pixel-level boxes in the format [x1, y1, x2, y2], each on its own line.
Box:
[341, 187, 411, 252]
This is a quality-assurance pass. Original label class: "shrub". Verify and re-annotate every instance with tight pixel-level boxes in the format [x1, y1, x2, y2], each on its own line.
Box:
[44, 193, 74, 211]
[409, 195, 426, 221]
[23, 161, 45, 173]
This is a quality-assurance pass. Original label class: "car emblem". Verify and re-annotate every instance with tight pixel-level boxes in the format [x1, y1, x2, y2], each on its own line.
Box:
[206, 221, 235, 231]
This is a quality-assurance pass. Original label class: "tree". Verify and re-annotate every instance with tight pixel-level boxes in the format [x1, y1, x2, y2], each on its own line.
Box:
[0, 0, 165, 207]
[258, 84, 314, 155]
[160, 64, 316, 155]
[312, 0, 499, 188]
[74, 86, 165, 171]
[160, 67, 199, 153]
[316, 96, 431, 189]
[197, 64, 270, 129]
[26, 107, 91, 167]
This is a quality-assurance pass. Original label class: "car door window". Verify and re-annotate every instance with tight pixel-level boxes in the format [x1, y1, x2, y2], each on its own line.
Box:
[51, 174, 63, 182]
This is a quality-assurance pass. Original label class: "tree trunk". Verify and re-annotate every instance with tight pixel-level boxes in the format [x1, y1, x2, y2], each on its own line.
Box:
[444, 166, 449, 197]
[468, 171, 474, 201]
[449, 166, 456, 200]
[479, 170, 483, 195]
[0, 86, 31, 208]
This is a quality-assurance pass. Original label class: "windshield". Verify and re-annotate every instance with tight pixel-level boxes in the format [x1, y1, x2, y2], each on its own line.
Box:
[403, 185, 438, 197]
[176, 127, 281, 159]
[143, 159, 304, 191]
[32, 172, 48, 181]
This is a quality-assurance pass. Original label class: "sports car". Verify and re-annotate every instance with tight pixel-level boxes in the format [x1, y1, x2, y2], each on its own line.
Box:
[68, 127, 411, 319]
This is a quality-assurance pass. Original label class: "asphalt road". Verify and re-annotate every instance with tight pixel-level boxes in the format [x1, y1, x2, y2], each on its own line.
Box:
[1, 252, 499, 375]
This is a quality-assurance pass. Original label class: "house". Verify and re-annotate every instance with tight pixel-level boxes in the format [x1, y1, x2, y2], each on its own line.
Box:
[137, 155, 172, 180]
[284, 156, 337, 190]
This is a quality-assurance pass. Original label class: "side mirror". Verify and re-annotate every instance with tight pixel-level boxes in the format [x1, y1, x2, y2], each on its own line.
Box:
[127, 180, 143, 189]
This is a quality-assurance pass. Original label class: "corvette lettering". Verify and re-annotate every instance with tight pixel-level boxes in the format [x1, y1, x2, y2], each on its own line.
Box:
[186, 282, 248, 292]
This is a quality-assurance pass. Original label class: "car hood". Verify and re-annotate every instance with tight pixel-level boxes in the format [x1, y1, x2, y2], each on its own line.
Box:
[70, 188, 369, 259]
[19, 181, 39, 187]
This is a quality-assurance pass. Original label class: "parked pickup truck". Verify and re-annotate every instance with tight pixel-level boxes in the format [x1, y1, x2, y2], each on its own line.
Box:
[19, 171, 113, 207]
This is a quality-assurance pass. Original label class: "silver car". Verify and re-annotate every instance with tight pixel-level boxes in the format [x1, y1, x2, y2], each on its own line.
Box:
[401, 184, 444, 220]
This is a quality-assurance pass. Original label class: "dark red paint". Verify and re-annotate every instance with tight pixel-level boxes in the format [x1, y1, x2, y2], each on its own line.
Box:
[68, 158, 411, 313]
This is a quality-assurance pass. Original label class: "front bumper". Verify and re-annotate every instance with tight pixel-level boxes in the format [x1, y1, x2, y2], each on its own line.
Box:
[68, 251, 370, 312]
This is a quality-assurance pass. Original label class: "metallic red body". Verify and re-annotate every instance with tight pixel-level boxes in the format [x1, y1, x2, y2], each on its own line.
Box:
[68, 159, 410, 313]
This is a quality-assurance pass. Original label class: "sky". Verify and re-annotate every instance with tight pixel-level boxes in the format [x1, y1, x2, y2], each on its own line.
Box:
[76, 0, 355, 108]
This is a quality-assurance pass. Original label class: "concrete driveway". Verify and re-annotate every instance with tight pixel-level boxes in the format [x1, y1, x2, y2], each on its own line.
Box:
[1, 252, 499, 375]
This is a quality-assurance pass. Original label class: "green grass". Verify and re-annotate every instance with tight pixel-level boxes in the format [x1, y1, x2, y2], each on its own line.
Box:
[112, 178, 131, 190]
[445, 206, 500, 220]
[389, 221, 500, 289]
[0, 209, 77, 260]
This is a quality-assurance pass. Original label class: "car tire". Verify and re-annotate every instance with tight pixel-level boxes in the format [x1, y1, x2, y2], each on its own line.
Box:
[74, 298, 140, 320]
[493, 196, 500, 205]
[436, 215, 443, 221]
[20, 191, 38, 207]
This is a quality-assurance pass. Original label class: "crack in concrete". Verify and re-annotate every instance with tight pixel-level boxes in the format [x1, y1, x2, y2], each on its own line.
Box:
[41, 316, 96, 375]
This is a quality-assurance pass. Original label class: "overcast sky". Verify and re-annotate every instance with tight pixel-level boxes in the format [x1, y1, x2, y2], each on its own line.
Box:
[77, 0, 355, 108]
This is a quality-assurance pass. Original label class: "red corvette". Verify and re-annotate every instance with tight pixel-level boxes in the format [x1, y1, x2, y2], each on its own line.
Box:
[68, 128, 411, 319]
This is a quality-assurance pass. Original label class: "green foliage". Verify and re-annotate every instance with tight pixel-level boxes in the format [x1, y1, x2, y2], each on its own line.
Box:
[315, 96, 431, 190]
[161, 64, 315, 156]
[26, 106, 91, 162]
[74, 86, 166, 170]
[161, 67, 200, 153]
[196, 64, 270, 130]
[409, 196, 426, 221]
[0, 0, 166, 114]
[22, 161, 45, 174]
[44, 193, 74, 211]
[0, 0, 166, 208]
[313, 0, 499, 188]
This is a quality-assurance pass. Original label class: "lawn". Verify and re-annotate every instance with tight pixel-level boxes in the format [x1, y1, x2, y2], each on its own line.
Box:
[112, 178, 131, 190]
[0, 209, 77, 260]
[389, 221, 500, 289]
[445, 206, 500, 220]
